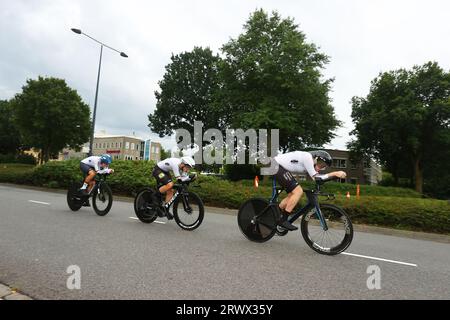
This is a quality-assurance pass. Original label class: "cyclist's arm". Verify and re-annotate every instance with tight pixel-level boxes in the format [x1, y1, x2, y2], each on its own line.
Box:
[97, 167, 113, 175]
[94, 160, 100, 172]
[304, 154, 319, 178]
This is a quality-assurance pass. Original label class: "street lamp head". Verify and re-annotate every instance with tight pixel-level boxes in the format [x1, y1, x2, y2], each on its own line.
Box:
[71, 28, 82, 34]
[120, 52, 128, 58]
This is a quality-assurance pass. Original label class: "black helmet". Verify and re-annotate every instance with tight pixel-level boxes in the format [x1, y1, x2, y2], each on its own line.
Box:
[309, 150, 332, 167]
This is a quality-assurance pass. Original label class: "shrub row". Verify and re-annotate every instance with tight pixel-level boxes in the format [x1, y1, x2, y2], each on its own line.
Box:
[0, 160, 448, 234]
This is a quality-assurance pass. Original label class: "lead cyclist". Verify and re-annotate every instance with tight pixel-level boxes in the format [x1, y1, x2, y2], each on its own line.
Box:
[272, 150, 347, 231]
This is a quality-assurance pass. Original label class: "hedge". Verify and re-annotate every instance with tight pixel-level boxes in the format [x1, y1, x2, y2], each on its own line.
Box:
[0, 160, 449, 234]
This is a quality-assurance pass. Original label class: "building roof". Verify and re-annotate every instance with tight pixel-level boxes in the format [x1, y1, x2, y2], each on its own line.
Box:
[94, 134, 144, 141]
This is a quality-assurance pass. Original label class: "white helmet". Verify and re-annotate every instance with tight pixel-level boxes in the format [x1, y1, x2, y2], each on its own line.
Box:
[181, 156, 195, 168]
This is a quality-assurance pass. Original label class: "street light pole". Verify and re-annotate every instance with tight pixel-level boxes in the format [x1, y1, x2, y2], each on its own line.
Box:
[89, 44, 103, 157]
[70, 28, 128, 157]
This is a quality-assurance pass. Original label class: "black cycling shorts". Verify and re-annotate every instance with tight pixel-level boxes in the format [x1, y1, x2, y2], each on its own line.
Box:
[274, 164, 299, 193]
[152, 166, 172, 188]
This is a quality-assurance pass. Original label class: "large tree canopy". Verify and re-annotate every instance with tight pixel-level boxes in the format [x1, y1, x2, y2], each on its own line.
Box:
[11, 76, 91, 163]
[350, 62, 450, 194]
[0, 99, 22, 154]
[220, 9, 340, 151]
[149, 10, 341, 157]
[149, 47, 226, 138]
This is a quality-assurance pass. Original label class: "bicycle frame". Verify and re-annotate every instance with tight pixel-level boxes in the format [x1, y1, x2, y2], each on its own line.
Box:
[152, 182, 193, 215]
[268, 178, 330, 231]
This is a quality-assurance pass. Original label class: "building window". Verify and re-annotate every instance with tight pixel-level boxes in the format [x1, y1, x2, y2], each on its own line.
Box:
[363, 160, 370, 168]
[119, 142, 122, 148]
[107, 143, 109, 149]
[126, 142, 130, 150]
[131, 143, 135, 150]
[350, 162, 357, 170]
[350, 178, 357, 184]
[333, 159, 347, 168]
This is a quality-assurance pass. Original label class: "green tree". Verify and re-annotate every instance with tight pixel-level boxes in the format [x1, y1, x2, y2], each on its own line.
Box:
[220, 9, 340, 151]
[159, 146, 171, 160]
[0, 100, 22, 154]
[11, 76, 91, 163]
[350, 62, 450, 194]
[149, 47, 227, 139]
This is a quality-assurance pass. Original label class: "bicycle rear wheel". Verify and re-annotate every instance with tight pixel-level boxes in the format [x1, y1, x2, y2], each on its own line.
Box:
[134, 188, 158, 224]
[67, 182, 84, 211]
[237, 198, 278, 243]
[301, 204, 353, 255]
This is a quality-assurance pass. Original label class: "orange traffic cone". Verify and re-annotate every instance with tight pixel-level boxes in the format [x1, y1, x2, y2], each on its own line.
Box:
[346, 191, 351, 199]
[254, 176, 259, 188]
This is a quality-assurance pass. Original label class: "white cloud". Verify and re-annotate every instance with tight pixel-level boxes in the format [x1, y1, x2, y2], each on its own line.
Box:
[1, 0, 449, 151]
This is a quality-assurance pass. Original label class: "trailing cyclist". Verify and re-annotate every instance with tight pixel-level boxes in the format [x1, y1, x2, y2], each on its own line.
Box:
[273, 150, 346, 231]
[152, 156, 197, 219]
[79, 154, 114, 205]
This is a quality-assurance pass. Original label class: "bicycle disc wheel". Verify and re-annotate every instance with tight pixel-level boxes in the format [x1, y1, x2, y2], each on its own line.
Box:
[237, 198, 278, 243]
[67, 182, 84, 211]
[301, 204, 353, 255]
[134, 189, 158, 224]
[173, 192, 204, 231]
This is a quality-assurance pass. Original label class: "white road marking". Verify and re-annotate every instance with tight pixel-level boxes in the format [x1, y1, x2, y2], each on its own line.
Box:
[28, 200, 50, 206]
[342, 252, 418, 267]
[128, 217, 166, 225]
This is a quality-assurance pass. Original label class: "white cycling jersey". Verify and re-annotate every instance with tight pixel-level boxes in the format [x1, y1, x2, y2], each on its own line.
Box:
[81, 156, 112, 174]
[157, 158, 189, 181]
[274, 151, 321, 178]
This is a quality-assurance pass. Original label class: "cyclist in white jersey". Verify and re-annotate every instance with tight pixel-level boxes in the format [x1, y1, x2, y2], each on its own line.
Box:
[273, 150, 346, 231]
[79, 154, 114, 201]
[152, 156, 196, 218]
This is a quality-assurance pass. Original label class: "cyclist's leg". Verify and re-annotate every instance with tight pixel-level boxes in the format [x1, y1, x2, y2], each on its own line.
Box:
[152, 166, 173, 204]
[281, 186, 303, 213]
[274, 165, 300, 230]
[160, 182, 174, 204]
[79, 163, 95, 193]
[85, 170, 96, 193]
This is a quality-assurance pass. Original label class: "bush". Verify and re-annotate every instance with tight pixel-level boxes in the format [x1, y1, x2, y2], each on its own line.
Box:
[1, 160, 449, 234]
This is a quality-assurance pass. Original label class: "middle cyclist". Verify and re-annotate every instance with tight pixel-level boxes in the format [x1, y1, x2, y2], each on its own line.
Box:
[152, 156, 196, 219]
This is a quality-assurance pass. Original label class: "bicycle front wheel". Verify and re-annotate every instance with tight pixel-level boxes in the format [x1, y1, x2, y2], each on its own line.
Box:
[173, 192, 204, 231]
[92, 184, 113, 216]
[237, 198, 278, 243]
[301, 204, 353, 255]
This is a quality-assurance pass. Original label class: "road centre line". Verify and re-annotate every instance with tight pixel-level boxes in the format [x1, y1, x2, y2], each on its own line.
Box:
[342, 252, 418, 267]
[28, 200, 50, 206]
[128, 217, 166, 224]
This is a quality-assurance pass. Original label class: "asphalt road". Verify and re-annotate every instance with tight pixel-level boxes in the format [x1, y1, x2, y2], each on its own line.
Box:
[1, 184, 449, 300]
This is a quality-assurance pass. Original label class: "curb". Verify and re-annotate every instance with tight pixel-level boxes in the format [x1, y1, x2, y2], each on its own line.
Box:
[0, 283, 32, 300]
